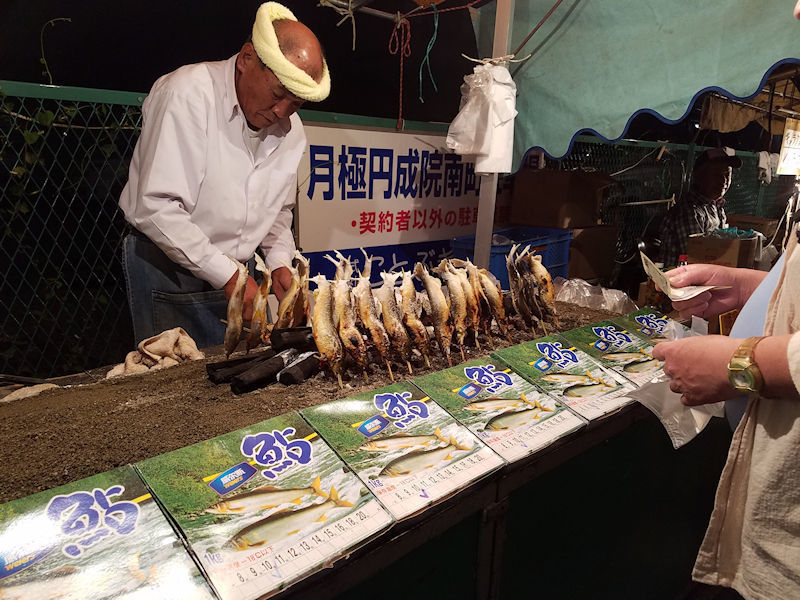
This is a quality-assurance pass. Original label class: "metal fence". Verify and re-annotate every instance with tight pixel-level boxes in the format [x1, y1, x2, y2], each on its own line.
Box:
[1, 82, 793, 377]
[1, 81, 144, 378]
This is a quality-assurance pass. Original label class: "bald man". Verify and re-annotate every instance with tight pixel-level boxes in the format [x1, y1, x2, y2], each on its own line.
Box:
[119, 3, 329, 348]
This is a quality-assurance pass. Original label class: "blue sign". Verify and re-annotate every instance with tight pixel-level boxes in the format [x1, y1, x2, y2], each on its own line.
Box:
[358, 415, 390, 437]
[208, 462, 258, 496]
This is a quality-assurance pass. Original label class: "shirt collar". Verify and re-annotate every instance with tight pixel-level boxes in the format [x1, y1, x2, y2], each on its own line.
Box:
[224, 54, 292, 137]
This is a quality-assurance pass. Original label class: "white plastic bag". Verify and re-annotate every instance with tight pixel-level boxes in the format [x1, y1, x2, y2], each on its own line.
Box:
[631, 317, 724, 449]
[554, 277, 638, 314]
[446, 63, 517, 174]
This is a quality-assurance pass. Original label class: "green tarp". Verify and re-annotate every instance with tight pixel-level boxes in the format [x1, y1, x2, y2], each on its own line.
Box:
[475, 0, 800, 164]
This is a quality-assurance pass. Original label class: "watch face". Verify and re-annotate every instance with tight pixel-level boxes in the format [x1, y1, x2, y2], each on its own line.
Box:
[729, 368, 755, 390]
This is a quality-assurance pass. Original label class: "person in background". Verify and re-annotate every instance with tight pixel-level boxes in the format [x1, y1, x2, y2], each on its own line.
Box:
[657, 148, 742, 268]
[119, 2, 330, 348]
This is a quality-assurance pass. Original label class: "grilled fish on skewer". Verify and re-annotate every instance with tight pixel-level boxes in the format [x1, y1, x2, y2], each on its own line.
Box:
[290, 251, 310, 327]
[377, 272, 413, 374]
[515, 245, 545, 335]
[433, 260, 467, 362]
[246, 254, 272, 353]
[414, 262, 453, 366]
[399, 269, 432, 368]
[331, 276, 369, 381]
[353, 249, 394, 381]
[477, 265, 512, 342]
[275, 258, 301, 329]
[506, 244, 536, 333]
[453, 258, 495, 345]
[309, 275, 344, 387]
[448, 261, 481, 350]
[224, 259, 248, 357]
[528, 253, 559, 326]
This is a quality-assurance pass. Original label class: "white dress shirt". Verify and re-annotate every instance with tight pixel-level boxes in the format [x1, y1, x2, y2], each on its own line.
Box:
[119, 55, 304, 289]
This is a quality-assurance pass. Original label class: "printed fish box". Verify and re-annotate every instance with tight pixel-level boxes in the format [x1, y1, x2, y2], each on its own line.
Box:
[492, 336, 637, 421]
[413, 356, 585, 462]
[301, 381, 505, 520]
[136, 412, 392, 600]
[559, 321, 664, 387]
[611, 307, 689, 342]
[0, 465, 214, 600]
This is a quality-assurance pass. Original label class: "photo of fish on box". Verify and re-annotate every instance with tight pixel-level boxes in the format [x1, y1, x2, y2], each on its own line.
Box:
[413, 357, 585, 462]
[136, 413, 392, 600]
[558, 321, 664, 387]
[0, 466, 215, 600]
[493, 336, 637, 421]
[302, 381, 504, 520]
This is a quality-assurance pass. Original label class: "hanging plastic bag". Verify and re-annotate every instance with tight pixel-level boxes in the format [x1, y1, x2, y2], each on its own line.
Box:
[446, 63, 517, 174]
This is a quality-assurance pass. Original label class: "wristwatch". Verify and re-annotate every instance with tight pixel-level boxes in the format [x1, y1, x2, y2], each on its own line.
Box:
[727, 336, 765, 395]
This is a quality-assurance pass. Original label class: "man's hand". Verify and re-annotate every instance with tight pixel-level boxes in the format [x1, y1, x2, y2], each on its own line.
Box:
[652, 335, 741, 406]
[224, 270, 259, 321]
[665, 264, 766, 319]
[270, 266, 293, 302]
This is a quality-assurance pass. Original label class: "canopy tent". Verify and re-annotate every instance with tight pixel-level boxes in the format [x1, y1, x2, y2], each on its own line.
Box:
[474, 0, 800, 164]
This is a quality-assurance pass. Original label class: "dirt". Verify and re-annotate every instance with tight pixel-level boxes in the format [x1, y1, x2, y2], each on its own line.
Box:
[0, 302, 620, 504]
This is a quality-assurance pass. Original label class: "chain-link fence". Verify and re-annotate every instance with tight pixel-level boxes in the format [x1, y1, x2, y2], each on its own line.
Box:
[1, 82, 794, 378]
[1, 81, 143, 378]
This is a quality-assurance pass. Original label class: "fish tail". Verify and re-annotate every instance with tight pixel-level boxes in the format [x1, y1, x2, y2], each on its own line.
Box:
[329, 485, 354, 508]
[434, 427, 448, 443]
[311, 475, 328, 499]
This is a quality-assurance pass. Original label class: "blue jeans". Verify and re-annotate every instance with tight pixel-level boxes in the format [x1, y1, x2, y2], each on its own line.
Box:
[122, 230, 228, 349]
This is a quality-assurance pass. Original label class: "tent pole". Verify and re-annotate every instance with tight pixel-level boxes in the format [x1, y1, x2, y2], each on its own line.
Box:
[473, 0, 514, 270]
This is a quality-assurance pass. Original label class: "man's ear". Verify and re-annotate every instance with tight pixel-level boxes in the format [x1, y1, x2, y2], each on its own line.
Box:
[236, 42, 257, 73]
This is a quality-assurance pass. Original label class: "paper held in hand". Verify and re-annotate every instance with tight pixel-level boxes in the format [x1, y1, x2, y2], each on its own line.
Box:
[639, 252, 719, 301]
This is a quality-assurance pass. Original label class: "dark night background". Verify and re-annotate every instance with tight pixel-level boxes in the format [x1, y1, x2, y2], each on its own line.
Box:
[0, 0, 482, 124]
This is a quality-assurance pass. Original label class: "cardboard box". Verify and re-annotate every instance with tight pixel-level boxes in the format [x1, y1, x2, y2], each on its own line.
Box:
[568, 225, 619, 281]
[687, 234, 759, 268]
[726, 214, 779, 238]
[510, 169, 617, 229]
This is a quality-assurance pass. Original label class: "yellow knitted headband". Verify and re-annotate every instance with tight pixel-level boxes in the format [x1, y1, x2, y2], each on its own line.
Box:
[252, 2, 331, 102]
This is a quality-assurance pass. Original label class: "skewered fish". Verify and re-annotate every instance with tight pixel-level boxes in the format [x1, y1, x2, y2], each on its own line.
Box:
[332, 279, 369, 380]
[399, 269, 432, 367]
[290, 251, 310, 327]
[414, 262, 453, 366]
[353, 249, 394, 381]
[527, 252, 559, 326]
[448, 261, 481, 350]
[275, 256, 301, 329]
[309, 274, 344, 387]
[434, 259, 467, 362]
[246, 254, 272, 353]
[224, 259, 248, 357]
[376, 271, 413, 374]
[476, 265, 512, 342]
[507, 244, 537, 333]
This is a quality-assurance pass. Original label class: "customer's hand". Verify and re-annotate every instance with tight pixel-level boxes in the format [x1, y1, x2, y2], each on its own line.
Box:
[666, 264, 767, 319]
[652, 335, 740, 406]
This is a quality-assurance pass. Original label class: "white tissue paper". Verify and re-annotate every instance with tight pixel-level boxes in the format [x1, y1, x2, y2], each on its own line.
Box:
[631, 317, 725, 449]
[446, 63, 517, 174]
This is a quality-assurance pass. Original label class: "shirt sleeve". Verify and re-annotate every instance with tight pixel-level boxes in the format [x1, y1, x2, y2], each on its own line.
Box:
[123, 80, 237, 289]
[787, 332, 800, 395]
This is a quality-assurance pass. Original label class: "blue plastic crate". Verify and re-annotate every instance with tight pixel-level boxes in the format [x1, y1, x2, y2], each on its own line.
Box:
[450, 227, 572, 290]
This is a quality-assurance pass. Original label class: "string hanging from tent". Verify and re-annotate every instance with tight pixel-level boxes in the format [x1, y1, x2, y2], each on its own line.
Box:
[318, 0, 359, 51]
[418, 3, 440, 103]
[388, 14, 412, 128]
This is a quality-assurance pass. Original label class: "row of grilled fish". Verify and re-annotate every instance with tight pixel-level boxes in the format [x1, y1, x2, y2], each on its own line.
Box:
[223, 248, 558, 384]
[310, 250, 524, 387]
